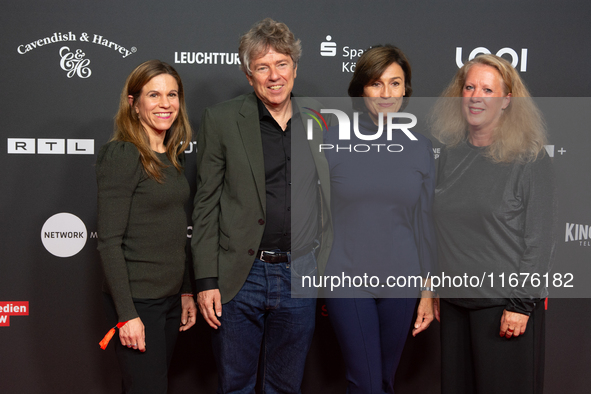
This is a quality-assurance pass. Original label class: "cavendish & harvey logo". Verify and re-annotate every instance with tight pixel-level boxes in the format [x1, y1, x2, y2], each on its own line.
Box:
[17, 31, 137, 79]
[60, 46, 91, 78]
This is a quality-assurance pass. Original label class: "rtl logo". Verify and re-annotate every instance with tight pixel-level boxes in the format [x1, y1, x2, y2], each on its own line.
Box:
[7, 138, 94, 154]
[456, 47, 528, 71]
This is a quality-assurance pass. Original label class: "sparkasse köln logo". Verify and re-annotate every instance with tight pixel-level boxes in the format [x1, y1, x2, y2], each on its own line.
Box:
[319, 35, 367, 73]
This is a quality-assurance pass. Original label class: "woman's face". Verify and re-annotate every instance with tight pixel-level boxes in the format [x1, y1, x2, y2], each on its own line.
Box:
[130, 73, 180, 138]
[461, 64, 511, 135]
[362, 62, 405, 124]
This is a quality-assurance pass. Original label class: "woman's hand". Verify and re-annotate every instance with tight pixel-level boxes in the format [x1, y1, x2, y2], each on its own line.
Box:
[180, 295, 197, 331]
[500, 309, 529, 338]
[412, 294, 435, 336]
[119, 317, 146, 352]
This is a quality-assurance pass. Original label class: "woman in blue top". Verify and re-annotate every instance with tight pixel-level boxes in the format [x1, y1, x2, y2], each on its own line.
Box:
[324, 45, 437, 393]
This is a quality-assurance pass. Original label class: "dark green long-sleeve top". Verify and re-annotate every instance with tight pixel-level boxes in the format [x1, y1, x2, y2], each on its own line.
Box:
[96, 141, 191, 322]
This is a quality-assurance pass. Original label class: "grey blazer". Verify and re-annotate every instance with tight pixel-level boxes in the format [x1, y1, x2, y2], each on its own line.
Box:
[192, 92, 333, 303]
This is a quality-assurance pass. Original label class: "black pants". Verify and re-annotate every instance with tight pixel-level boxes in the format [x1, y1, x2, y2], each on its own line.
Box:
[103, 293, 181, 394]
[440, 299, 545, 394]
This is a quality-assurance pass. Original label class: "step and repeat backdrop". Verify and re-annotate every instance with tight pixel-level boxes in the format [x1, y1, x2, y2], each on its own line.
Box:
[1, 1, 590, 393]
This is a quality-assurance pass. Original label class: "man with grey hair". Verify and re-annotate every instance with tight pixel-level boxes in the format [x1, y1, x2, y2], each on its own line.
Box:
[192, 18, 332, 393]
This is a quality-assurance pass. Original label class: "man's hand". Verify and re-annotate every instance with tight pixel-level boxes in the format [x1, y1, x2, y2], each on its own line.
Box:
[197, 289, 222, 329]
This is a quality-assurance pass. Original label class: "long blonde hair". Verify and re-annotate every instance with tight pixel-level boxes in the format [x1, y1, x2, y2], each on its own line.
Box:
[431, 54, 547, 163]
[113, 60, 192, 181]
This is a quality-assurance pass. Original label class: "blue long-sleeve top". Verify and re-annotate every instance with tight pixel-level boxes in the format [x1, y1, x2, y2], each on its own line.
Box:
[323, 113, 437, 297]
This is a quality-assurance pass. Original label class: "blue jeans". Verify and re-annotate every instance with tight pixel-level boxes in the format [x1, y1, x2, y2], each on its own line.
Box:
[212, 251, 317, 394]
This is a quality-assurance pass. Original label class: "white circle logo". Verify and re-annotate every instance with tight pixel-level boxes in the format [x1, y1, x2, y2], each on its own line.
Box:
[41, 213, 87, 257]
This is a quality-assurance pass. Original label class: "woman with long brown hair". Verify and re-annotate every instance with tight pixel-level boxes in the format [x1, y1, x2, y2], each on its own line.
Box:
[96, 60, 196, 393]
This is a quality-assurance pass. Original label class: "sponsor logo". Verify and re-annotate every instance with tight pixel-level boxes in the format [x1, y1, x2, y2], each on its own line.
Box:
[173, 51, 240, 65]
[545, 145, 554, 157]
[543, 145, 567, 157]
[41, 213, 87, 257]
[17, 31, 137, 79]
[305, 109, 417, 153]
[183, 141, 198, 154]
[319, 35, 367, 73]
[0, 302, 29, 327]
[565, 222, 591, 247]
[87, 226, 191, 243]
[60, 46, 91, 78]
[433, 147, 440, 160]
[456, 47, 528, 71]
[7, 138, 94, 154]
[320, 36, 337, 57]
[17, 32, 77, 54]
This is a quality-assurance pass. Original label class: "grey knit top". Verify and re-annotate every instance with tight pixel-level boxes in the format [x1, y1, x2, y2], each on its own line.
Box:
[96, 141, 191, 321]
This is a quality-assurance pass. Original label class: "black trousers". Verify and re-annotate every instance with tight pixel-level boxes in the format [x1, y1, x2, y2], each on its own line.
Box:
[440, 299, 545, 394]
[103, 293, 181, 394]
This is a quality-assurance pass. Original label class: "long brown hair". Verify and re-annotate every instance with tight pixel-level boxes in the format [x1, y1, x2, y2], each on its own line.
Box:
[113, 60, 192, 181]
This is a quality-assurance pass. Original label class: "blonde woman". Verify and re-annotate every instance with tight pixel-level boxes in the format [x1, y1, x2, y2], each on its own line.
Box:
[432, 54, 555, 394]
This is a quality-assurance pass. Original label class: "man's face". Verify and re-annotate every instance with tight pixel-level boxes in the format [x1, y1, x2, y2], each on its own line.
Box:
[246, 48, 297, 110]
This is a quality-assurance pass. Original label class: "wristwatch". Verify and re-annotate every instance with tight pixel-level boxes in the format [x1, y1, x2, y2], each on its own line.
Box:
[420, 286, 437, 296]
